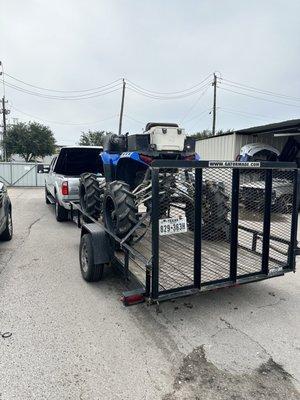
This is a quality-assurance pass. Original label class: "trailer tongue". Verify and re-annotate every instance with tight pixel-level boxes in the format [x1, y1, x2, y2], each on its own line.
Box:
[72, 159, 299, 306]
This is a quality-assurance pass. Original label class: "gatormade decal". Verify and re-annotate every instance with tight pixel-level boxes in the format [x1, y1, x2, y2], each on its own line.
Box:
[208, 161, 261, 168]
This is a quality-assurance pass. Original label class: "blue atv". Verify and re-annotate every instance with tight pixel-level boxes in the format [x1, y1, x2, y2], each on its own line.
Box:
[79, 123, 229, 240]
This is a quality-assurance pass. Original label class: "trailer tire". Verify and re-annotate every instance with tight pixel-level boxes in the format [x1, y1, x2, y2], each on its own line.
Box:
[80, 233, 104, 282]
[79, 173, 105, 222]
[185, 181, 229, 240]
[103, 181, 138, 238]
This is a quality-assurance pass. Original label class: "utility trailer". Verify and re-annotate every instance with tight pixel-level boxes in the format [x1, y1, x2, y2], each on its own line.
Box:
[71, 160, 299, 306]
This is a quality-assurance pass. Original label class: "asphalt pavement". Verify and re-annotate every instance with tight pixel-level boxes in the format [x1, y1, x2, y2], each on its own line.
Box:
[0, 188, 299, 400]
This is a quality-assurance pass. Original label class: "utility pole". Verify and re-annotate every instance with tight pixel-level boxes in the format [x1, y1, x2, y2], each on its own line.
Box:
[1, 96, 9, 161]
[118, 79, 126, 136]
[212, 73, 217, 136]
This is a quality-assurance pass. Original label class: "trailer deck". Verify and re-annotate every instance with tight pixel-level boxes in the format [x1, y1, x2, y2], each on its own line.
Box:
[115, 207, 293, 294]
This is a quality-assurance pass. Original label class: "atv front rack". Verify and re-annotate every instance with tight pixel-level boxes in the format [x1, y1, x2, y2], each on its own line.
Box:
[72, 160, 299, 305]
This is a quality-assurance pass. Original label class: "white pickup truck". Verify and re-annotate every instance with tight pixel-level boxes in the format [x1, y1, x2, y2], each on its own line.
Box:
[45, 146, 103, 221]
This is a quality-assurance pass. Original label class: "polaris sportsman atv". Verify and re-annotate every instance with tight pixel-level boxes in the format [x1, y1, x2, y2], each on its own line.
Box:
[79, 123, 229, 241]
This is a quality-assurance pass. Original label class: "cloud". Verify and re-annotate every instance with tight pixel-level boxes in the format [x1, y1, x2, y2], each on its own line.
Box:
[1, 0, 300, 144]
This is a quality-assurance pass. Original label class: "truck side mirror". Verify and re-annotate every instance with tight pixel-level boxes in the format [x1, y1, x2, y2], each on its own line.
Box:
[37, 164, 50, 174]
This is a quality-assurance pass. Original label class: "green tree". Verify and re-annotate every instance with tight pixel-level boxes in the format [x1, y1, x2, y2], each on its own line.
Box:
[78, 130, 114, 147]
[3, 122, 56, 162]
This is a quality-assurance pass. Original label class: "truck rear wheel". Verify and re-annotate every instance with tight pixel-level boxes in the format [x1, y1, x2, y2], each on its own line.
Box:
[45, 187, 51, 204]
[55, 196, 69, 222]
[80, 234, 104, 281]
[79, 173, 104, 221]
[103, 181, 138, 238]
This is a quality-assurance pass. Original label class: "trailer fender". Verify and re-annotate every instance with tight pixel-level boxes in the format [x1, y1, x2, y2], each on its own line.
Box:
[81, 223, 114, 265]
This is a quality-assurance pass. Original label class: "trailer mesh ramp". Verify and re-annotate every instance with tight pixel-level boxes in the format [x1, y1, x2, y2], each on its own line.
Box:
[146, 161, 298, 301]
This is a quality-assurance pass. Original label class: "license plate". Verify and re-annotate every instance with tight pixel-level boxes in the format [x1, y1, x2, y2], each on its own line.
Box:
[159, 217, 187, 236]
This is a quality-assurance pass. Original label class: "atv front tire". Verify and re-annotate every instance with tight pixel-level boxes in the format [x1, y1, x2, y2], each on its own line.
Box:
[103, 181, 138, 238]
[79, 173, 105, 221]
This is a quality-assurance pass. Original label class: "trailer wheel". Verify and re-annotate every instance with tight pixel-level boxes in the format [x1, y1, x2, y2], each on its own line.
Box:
[80, 234, 104, 282]
[103, 181, 138, 238]
[79, 173, 105, 221]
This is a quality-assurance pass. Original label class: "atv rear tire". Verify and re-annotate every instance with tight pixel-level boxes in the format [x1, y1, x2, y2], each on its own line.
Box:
[186, 181, 229, 240]
[79, 173, 105, 221]
[103, 181, 138, 238]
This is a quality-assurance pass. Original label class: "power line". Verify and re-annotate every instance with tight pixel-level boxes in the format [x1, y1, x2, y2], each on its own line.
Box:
[219, 107, 272, 120]
[125, 73, 212, 95]
[5, 81, 122, 100]
[126, 82, 211, 100]
[180, 85, 210, 123]
[218, 86, 300, 108]
[187, 109, 211, 131]
[184, 108, 212, 125]
[220, 78, 300, 102]
[4, 73, 123, 93]
[123, 114, 144, 125]
[9, 104, 117, 126]
[219, 109, 270, 121]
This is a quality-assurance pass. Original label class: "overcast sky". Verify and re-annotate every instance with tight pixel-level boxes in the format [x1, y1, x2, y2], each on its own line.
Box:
[1, 0, 300, 145]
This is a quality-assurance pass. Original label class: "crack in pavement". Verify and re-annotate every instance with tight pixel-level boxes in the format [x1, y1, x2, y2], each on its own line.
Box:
[219, 317, 300, 386]
[26, 215, 45, 237]
[219, 317, 272, 358]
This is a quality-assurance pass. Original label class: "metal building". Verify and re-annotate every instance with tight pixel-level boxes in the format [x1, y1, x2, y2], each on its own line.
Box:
[196, 119, 300, 160]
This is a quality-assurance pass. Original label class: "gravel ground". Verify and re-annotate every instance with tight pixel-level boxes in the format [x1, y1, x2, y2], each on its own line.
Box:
[0, 187, 299, 400]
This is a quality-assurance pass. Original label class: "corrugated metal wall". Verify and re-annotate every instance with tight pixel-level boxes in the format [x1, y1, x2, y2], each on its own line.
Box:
[0, 162, 47, 187]
[234, 134, 287, 156]
[196, 134, 236, 160]
[196, 133, 288, 161]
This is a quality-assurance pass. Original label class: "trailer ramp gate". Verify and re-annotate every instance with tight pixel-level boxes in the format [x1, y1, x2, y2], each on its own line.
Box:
[117, 161, 298, 304]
